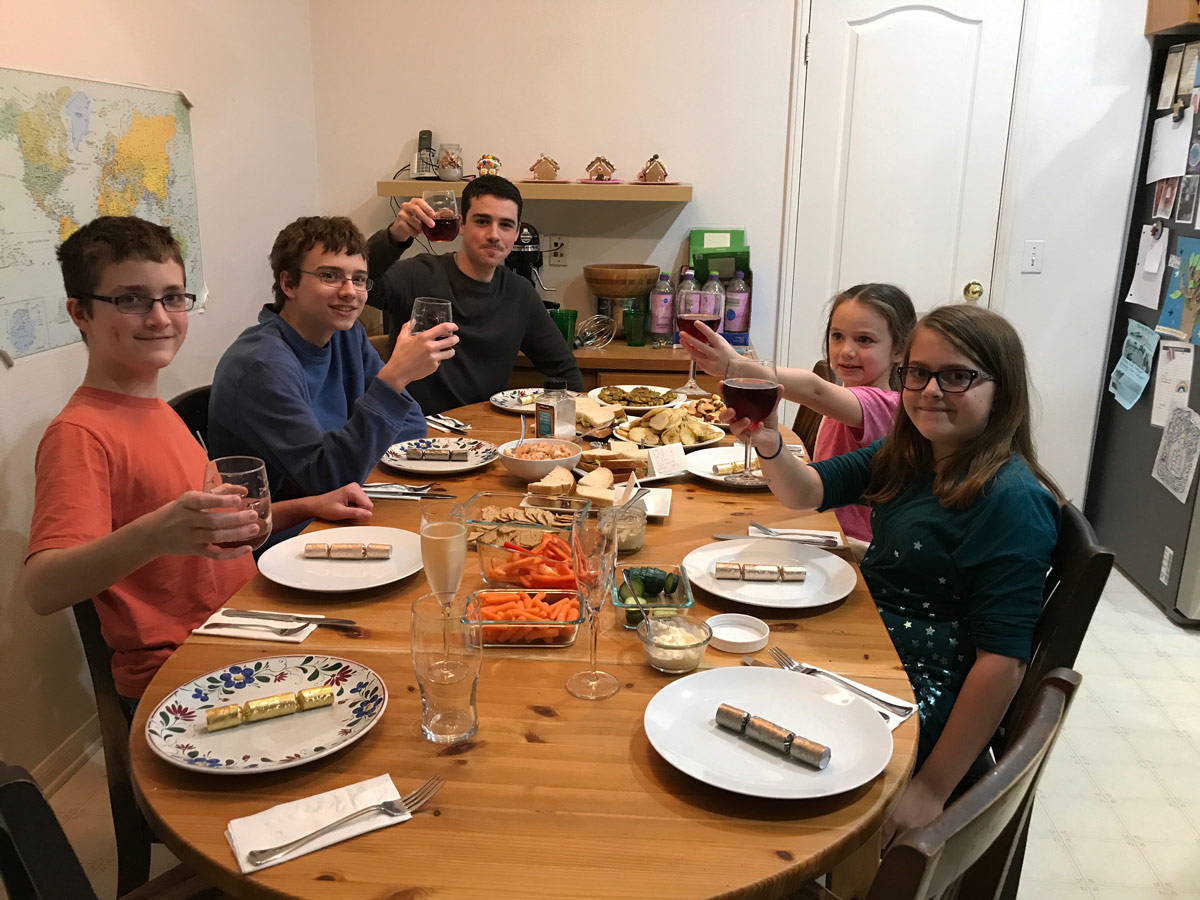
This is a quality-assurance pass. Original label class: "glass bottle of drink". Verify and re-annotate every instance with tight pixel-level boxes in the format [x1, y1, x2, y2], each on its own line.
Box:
[536, 377, 576, 438]
[702, 271, 726, 334]
[674, 268, 700, 345]
[724, 270, 750, 333]
[648, 272, 675, 346]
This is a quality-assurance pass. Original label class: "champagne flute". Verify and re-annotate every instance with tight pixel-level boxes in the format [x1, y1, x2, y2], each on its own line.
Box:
[675, 289, 722, 397]
[721, 358, 781, 486]
[202, 456, 272, 551]
[410, 297, 452, 334]
[421, 189, 460, 242]
[565, 512, 620, 701]
[420, 501, 467, 600]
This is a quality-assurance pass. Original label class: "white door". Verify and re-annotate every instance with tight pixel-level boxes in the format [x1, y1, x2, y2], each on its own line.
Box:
[778, 0, 1024, 372]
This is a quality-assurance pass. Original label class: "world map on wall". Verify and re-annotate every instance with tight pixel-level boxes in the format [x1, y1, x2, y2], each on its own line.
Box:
[0, 67, 204, 359]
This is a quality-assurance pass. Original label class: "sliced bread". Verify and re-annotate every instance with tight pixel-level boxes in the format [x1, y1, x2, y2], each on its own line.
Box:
[577, 466, 614, 489]
[528, 466, 576, 496]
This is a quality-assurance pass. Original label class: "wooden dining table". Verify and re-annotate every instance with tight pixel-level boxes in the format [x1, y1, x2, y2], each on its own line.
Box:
[129, 401, 918, 900]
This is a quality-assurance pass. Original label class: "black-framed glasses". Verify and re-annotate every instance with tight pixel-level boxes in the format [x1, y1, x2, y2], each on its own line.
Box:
[897, 366, 993, 393]
[82, 292, 196, 315]
[300, 269, 373, 291]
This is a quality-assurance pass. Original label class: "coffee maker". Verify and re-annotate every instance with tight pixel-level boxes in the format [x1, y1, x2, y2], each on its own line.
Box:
[504, 222, 559, 309]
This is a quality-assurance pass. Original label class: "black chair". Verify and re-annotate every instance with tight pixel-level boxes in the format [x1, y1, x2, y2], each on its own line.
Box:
[167, 385, 211, 451]
[790, 359, 834, 458]
[791, 668, 1081, 900]
[0, 762, 225, 899]
[71, 600, 157, 896]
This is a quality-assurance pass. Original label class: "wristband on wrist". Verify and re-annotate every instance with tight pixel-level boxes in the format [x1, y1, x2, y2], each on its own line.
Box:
[759, 430, 784, 460]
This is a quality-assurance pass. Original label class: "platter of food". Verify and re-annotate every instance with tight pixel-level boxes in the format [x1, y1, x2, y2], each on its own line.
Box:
[588, 385, 685, 414]
[614, 406, 725, 450]
[680, 394, 730, 429]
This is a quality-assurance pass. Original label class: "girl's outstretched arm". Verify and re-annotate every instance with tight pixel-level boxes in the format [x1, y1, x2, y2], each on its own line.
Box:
[881, 651, 1026, 846]
[725, 410, 825, 510]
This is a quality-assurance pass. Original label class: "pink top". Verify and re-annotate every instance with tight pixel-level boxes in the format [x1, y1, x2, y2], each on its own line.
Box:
[812, 386, 900, 543]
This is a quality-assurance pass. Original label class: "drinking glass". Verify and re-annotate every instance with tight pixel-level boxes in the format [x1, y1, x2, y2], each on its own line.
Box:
[410, 297, 452, 334]
[421, 189, 460, 242]
[721, 358, 781, 487]
[675, 290, 722, 397]
[421, 501, 466, 599]
[566, 512, 620, 700]
[202, 456, 272, 551]
[411, 592, 482, 743]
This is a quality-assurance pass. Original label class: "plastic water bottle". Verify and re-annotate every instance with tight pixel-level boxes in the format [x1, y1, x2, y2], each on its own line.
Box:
[674, 268, 700, 345]
[724, 270, 750, 332]
[648, 272, 675, 346]
[702, 271, 726, 334]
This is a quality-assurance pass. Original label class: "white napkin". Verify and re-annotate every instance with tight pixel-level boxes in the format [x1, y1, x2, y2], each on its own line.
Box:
[805, 663, 916, 731]
[746, 525, 846, 549]
[226, 774, 406, 872]
[192, 608, 316, 642]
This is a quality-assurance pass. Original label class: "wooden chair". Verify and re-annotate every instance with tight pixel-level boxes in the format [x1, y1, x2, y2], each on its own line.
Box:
[71, 600, 157, 896]
[369, 333, 390, 362]
[0, 762, 227, 899]
[791, 668, 1081, 900]
[167, 385, 211, 451]
[790, 359, 834, 458]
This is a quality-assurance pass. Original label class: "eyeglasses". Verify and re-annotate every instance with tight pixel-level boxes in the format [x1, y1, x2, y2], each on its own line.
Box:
[301, 269, 373, 291]
[82, 293, 197, 315]
[897, 366, 993, 393]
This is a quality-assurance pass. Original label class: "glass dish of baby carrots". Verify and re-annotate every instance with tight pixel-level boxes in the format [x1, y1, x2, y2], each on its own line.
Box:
[470, 589, 585, 647]
[477, 531, 577, 591]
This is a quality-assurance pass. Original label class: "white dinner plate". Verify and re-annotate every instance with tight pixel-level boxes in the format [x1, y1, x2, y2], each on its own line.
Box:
[258, 526, 422, 592]
[382, 437, 499, 474]
[643, 666, 892, 799]
[587, 385, 686, 414]
[682, 539, 858, 610]
[522, 486, 672, 518]
[685, 444, 769, 488]
[145, 654, 387, 774]
[614, 417, 725, 452]
[489, 388, 582, 415]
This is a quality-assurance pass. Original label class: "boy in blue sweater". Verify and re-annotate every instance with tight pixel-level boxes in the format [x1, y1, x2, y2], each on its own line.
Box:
[209, 217, 455, 522]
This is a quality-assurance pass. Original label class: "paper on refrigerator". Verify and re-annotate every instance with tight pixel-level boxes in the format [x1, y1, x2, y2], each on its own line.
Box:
[1126, 225, 1169, 309]
[1147, 108, 1193, 185]
[1152, 404, 1200, 502]
[1152, 341, 1194, 427]
[1109, 320, 1160, 410]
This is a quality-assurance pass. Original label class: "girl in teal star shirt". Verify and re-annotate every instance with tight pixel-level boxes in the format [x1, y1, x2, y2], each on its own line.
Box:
[725, 304, 1063, 845]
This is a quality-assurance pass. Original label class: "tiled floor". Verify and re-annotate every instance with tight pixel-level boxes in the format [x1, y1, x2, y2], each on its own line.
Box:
[6, 570, 1199, 899]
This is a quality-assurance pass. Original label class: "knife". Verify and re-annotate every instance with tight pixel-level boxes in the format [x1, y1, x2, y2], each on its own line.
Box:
[425, 416, 469, 434]
[223, 609, 358, 626]
[711, 533, 839, 547]
[364, 491, 457, 500]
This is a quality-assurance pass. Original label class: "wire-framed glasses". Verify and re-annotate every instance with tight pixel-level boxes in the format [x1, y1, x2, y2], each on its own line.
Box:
[301, 269, 373, 291]
[82, 293, 196, 315]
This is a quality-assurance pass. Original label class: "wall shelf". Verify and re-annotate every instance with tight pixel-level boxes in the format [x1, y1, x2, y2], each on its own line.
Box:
[377, 179, 691, 203]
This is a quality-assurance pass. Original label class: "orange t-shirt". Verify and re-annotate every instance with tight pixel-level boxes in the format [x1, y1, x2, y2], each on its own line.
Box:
[26, 387, 256, 698]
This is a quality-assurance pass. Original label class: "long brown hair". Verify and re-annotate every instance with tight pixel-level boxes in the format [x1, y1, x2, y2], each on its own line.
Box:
[823, 283, 917, 389]
[864, 305, 1065, 509]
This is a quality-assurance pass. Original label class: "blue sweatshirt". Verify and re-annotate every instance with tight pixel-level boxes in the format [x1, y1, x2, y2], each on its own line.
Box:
[208, 307, 426, 504]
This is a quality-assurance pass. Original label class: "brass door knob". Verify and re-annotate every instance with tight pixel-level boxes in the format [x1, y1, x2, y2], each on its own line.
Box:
[963, 280, 984, 302]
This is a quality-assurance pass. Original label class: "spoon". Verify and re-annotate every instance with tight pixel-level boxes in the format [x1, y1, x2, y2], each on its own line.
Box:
[517, 415, 526, 449]
[617, 486, 650, 512]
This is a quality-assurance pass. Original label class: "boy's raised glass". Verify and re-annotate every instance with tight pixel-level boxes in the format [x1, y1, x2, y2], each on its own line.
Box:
[202, 456, 272, 551]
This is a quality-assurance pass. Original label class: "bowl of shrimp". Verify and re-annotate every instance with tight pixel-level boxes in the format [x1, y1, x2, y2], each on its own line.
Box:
[496, 438, 583, 481]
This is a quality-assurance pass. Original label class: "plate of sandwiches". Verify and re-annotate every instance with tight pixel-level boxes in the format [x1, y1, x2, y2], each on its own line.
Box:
[588, 385, 686, 415]
[521, 464, 672, 518]
[382, 438, 499, 474]
[614, 406, 725, 450]
[576, 439, 681, 485]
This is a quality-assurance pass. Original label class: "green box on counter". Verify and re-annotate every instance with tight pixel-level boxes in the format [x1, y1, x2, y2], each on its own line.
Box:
[688, 228, 750, 282]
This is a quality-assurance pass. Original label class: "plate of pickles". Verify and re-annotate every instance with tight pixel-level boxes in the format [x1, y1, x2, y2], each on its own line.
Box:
[144, 654, 387, 774]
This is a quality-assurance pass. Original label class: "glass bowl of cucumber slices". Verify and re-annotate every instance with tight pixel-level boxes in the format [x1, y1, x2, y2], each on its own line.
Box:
[611, 563, 694, 629]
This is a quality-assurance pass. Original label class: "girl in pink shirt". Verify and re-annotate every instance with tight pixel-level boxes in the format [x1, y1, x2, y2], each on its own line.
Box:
[681, 283, 916, 547]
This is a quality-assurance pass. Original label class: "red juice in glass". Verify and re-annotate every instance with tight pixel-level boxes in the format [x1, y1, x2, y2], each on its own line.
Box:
[722, 378, 781, 424]
[214, 497, 272, 551]
[676, 313, 721, 344]
[423, 214, 460, 242]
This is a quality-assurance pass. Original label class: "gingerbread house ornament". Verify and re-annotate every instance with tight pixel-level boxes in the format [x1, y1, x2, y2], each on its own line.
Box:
[584, 156, 616, 181]
[637, 154, 669, 183]
[528, 154, 560, 181]
[477, 154, 501, 176]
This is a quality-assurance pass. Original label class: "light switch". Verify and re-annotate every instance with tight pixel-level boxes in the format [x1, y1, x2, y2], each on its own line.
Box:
[1021, 240, 1045, 274]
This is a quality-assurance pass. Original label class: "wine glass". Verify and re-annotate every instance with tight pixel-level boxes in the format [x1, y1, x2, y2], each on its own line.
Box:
[420, 501, 467, 600]
[410, 297, 452, 334]
[565, 512, 620, 701]
[721, 358, 781, 486]
[675, 290, 722, 397]
[202, 456, 272, 551]
[421, 189, 460, 242]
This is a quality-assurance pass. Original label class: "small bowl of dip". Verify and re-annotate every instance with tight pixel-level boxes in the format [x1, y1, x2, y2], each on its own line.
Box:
[636, 617, 712, 674]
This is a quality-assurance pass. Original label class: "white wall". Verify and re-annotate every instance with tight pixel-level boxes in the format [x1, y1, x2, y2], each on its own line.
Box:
[309, 0, 797, 353]
[993, 0, 1149, 502]
[0, 0, 319, 775]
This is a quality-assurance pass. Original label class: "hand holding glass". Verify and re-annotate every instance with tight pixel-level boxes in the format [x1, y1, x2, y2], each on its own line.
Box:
[675, 291, 723, 397]
[410, 297, 452, 334]
[202, 456, 272, 551]
[421, 190, 460, 242]
[565, 513, 620, 700]
[721, 358, 781, 487]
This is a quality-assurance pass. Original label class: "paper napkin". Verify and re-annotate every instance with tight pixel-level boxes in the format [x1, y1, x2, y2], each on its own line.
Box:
[806, 663, 915, 731]
[226, 774, 406, 872]
[192, 608, 316, 643]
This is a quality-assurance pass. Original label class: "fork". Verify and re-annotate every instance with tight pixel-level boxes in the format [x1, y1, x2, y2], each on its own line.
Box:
[247, 775, 445, 867]
[767, 647, 915, 716]
[749, 521, 839, 547]
[201, 621, 310, 637]
[364, 482, 440, 492]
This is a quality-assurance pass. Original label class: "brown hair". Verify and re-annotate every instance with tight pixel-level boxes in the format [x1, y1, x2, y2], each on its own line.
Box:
[461, 174, 523, 221]
[57, 216, 185, 320]
[269, 216, 366, 310]
[823, 283, 917, 389]
[864, 304, 1065, 510]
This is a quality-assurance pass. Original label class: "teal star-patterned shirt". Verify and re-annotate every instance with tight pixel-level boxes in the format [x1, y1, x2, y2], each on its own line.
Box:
[812, 440, 1060, 763]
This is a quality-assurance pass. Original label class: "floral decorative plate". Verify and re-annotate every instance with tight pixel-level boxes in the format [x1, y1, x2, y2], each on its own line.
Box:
[489, 388, 582, 415]
[145, 654, 387, 774]
[381, 437, 499, 474]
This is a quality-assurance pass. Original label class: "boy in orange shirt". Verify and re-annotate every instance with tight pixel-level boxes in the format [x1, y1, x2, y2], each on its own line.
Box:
[17, 216, 371, 704]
